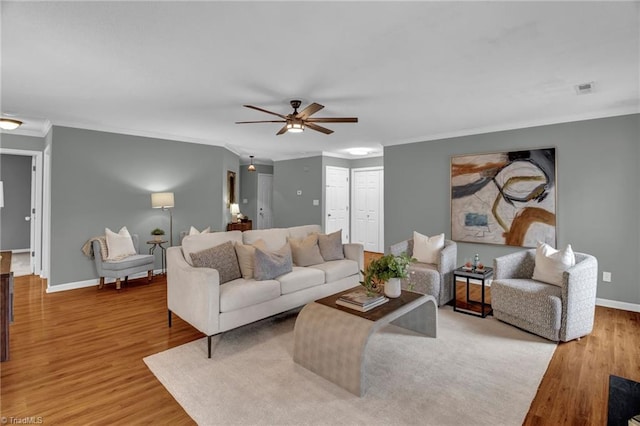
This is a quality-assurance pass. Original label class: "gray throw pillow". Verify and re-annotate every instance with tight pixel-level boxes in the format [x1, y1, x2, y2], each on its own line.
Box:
[318, 230, 344, 261]
[190, 240, 241, 284]
[254, 243, 293, 281]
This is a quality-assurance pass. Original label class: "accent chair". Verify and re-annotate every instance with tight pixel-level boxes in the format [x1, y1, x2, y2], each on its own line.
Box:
[92, 234, 155, 290]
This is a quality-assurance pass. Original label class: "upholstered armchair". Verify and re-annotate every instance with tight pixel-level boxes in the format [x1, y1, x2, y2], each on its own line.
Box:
[491, 249, 598, 342]
[389, 238, 457, 306]
[92, 234, 155, 290]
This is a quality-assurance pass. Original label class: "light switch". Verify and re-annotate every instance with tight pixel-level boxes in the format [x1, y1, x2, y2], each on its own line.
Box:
[242, 199, 248, 204]
[313, 199, 319, 206]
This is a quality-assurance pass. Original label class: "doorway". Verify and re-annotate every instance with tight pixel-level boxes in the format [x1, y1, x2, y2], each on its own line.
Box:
[257, 173, 273, 229]
[351, 167, 384, 253]
[0, 148, 43, 276]
[325, 166, 350, 243]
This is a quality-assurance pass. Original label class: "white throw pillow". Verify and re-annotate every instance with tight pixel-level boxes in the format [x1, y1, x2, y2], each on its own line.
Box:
[412, 231, 445, 264]
[532, 242, 576, 286]
[105, 226, 136, 261]
[189, 226, 211, 236]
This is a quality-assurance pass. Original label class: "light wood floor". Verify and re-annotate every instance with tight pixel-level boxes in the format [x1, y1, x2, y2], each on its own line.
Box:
[1, 270, 639, 425]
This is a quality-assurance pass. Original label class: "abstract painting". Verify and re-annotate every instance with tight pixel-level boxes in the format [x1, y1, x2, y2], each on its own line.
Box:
[451, 148, 556, 247]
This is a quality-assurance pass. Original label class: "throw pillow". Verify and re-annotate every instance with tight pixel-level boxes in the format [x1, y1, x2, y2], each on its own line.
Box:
[412, 231, 445, 264]
[188, 226, 211, 236]
[317, 230, 344, 261]
[234, 239, 267, 279]
[105, 226, 136, 261]
[254, 243, 293, 281]
[532, 242, 575, 286]
[189, 240, 241, 284]
[288, 233, 324, 266]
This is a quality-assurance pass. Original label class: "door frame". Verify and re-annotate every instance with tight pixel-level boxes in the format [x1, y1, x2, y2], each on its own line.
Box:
[350, 166, 384, 252]
[0, 148, 44, 276]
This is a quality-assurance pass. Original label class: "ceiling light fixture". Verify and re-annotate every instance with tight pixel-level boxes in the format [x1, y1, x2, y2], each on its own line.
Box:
[347, 148, 370, 156]
[248, 155, 256, 172]
[0, 118, 23, 131]
[286, 119, 304, 133]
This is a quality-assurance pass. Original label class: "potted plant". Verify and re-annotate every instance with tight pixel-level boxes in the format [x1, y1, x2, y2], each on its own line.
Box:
[151, 228, 165, 242]
[360, 252, 415, 298]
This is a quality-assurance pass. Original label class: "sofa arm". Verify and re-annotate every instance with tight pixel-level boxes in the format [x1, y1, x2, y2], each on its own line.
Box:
[493, 249, 535, 280]
[439, 240, 457, 273]
[343, 243, 364, 272]
[390, 239, 412, 257]
[561, 253, 598, 341]
[167, 246, 221, 336]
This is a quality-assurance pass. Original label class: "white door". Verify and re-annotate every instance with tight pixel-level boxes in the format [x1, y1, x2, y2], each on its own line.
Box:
[325, 166, 349, 243]
[257, 173, 273, 230]
[351, 167, 384, 252]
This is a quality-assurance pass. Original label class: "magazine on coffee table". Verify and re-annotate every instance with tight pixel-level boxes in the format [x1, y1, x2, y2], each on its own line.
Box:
[336, 288, 389, 312]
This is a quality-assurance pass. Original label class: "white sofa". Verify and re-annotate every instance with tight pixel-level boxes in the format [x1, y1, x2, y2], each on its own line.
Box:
[167, 224, 364, 357]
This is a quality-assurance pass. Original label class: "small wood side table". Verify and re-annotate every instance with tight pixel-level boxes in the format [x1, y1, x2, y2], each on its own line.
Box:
[147, 240, 167, 275]
[227, 221, 252, 232]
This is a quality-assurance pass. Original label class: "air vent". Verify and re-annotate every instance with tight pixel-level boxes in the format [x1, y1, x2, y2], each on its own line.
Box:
[575, 81, 595, 95]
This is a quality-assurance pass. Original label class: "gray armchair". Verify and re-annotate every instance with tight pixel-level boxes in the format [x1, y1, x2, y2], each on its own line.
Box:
[389, 238, 457, 306]
[491, 249, 598, 342]
[92, 234, 155, 290]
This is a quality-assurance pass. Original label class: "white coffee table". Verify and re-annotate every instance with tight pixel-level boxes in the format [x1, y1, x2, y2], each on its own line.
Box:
[293, 287, 438, 396]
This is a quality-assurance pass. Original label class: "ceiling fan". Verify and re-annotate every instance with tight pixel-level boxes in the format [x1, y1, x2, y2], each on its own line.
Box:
[235, 100, 358, 135]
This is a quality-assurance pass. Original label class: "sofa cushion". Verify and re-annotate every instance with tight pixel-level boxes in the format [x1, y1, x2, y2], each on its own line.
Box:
[254, 243, 293, 281]
[308, 259, 359, 282]
[102, 254, 154, 271]
[287, 224, 322, 240]
[413, 231, 444, 264]
[219, 278, 281, 312]
[288, 233, 324, 267]
[492, 278, 562, 333]
[189, 241, 241, 284]
[234, 239, 267, 279]
[105, 226, 136, 260]
[277, 266, 326, 295]
[317, 230, 345, 261]
[182, 231, 243, 266]
[532, 242, 575, 287]
[243, 228, 289, 251]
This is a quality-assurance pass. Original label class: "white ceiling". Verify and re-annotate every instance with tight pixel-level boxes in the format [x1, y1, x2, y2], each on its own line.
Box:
[2, 1, 638, 163]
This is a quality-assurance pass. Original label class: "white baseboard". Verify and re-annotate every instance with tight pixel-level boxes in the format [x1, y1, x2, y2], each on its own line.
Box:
[596, 298, 640, 313]
[46, 269, 163, 293]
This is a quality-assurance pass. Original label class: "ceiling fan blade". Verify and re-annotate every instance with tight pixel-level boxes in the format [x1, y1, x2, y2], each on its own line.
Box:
[235, 120, 286, 124]
[305, 122, 334, 135]
[305, 117, 358, 123]
[276, 124, 289, 135]
[243, 105, 287, 119]
[296, 102, 324, 119]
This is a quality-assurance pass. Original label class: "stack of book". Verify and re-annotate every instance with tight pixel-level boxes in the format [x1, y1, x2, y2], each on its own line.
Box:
[335, 288, 389, 312]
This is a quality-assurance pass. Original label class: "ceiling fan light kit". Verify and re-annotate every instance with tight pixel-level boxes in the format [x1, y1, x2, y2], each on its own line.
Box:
[0, 118, 23, 130]
[236, 100, 357, 135]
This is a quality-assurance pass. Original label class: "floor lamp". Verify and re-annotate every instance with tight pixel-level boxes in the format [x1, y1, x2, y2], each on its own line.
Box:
[151, 192, 174, 246]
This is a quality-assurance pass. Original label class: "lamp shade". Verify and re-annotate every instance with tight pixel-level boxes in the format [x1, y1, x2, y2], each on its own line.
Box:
[151, 192, 174, 209]
[230, 203, 240, 215]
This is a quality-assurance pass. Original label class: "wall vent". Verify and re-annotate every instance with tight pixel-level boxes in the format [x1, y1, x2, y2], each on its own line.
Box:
[575, 81, 595, 95]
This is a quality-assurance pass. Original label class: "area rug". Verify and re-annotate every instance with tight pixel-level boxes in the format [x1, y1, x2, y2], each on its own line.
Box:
[144, 306, 556, 425]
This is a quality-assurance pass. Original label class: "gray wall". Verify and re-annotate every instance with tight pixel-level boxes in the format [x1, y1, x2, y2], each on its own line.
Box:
[0, 154, 31, 250]
[239, 163, 273, 224]
[50, 126, 237, 287]
[351, 156, 383, 168]
[273, 156, 323, 228]
[384, 114, 640, 305]
[0, 133, 45, 151]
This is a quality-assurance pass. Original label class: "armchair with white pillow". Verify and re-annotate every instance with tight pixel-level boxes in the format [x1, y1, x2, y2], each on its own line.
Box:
[92, 227, 155, 290]
[389, 232, 457, 306]
[491, 242, 598, 342]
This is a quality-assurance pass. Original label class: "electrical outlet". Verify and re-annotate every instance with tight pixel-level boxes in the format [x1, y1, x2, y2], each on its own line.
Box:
[602, 271, 612, 282]
[312, 199, 319, 206]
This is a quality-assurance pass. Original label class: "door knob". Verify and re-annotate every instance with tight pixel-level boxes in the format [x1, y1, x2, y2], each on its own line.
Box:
[25, 216, 31, 221]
